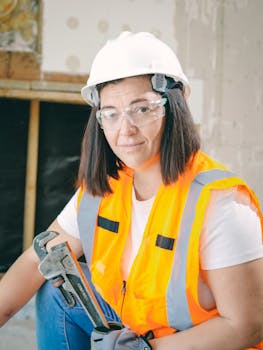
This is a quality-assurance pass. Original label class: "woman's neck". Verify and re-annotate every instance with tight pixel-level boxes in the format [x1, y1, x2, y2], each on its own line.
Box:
[133, 158, 162, 201]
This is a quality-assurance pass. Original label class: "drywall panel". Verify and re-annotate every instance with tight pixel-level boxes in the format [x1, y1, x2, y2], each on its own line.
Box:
[42, 0, 177, 75]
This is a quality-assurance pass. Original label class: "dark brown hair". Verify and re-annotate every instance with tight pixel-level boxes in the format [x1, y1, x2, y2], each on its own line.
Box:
[77, 79, 200, 196]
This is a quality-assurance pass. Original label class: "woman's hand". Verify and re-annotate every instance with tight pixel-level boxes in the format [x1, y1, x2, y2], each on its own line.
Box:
[0, 219, 83, 326]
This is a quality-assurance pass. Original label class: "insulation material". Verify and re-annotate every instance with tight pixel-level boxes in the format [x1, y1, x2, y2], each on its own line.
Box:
[0, 0, 39, 52]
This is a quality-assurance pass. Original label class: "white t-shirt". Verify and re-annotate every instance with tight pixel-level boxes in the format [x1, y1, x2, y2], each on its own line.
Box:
[57, 187, 263, 277]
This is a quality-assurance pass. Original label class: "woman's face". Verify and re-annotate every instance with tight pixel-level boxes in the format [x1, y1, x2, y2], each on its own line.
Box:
[99, 76, 165, 170]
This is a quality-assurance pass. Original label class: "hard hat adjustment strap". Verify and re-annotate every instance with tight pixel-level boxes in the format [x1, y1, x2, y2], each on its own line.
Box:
[151, 74, 167, 92]
[151, 74, 184, 94]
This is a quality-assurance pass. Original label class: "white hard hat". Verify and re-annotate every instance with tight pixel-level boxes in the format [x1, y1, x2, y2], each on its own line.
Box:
[81, 31, 190, 106]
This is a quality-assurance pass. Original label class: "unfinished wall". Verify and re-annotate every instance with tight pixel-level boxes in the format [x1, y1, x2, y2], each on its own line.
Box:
[173, 0, 263, 203]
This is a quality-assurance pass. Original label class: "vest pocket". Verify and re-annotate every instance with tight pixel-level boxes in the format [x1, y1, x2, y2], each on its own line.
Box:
[97, 216, 119, 233]
[155, 234, 175, 250]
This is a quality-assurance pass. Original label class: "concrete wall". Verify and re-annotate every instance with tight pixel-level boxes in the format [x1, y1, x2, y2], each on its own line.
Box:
[41, 0, 263, 204]
[173, 0, 263, 204]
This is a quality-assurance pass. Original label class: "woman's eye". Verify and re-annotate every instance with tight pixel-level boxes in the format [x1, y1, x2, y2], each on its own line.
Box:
[139, 106, 150, 113]
[103, 110, 118, 119]
[132, 104, 150, 114]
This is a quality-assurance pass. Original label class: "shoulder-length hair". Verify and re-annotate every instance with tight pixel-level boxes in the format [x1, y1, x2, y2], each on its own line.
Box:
[77, 78, 200, 196]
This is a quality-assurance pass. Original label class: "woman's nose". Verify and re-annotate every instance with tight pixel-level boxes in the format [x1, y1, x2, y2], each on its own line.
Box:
[118, 113, 137, 135]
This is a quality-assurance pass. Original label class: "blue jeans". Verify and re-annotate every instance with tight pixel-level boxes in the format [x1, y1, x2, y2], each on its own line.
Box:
[36, 263, 121, 350]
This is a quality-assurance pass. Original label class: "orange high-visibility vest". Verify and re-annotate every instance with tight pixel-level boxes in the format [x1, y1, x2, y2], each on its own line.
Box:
[77, 151, 263, 348]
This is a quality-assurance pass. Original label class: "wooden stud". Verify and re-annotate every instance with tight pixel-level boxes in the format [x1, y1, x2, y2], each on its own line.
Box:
[23, 100, 40, 250]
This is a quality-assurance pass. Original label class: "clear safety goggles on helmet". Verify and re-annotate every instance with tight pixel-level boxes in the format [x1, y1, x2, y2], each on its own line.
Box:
[96, 96, 167, 131]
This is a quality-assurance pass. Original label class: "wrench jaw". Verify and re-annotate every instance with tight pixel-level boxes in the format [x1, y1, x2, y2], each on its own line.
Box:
[33, 231, 76, 308]
[33, 231, 59, 261]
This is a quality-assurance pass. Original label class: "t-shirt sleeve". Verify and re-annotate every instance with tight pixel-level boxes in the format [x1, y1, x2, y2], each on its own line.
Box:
[200, 187, 263, 270]
[57, 189, 80, 239]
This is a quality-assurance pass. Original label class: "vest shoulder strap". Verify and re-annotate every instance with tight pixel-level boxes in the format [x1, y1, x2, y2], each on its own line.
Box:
[194, 169, 236, 185]
[77, 191, 101, 265]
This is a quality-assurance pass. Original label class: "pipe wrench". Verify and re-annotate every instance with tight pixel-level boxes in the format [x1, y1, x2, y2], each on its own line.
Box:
[33, 230, 109, 329]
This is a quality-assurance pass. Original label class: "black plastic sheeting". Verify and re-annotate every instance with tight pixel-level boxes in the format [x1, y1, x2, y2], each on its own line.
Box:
[0, 99, 90, 272]
[0, 98, 29, 272]
[35, 102, 90, 234]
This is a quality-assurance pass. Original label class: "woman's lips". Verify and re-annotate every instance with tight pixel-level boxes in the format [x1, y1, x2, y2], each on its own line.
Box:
[118, 142, 144, 152]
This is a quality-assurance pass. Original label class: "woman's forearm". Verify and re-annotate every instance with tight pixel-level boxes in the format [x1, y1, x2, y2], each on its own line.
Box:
[150, 315, 262, 350]
[0, 246, 45, 326]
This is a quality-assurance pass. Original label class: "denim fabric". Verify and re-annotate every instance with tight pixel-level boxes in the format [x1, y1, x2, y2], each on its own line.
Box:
[36, 263, 121, 350]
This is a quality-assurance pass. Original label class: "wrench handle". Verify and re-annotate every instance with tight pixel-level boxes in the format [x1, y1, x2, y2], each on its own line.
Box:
[59, 244, 109, 329]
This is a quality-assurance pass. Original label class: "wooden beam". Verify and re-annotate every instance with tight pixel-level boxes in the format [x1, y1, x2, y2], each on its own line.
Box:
[0, 88, 85, 104]
[23, 100, 40, 250]
[9, 52, 40, 80]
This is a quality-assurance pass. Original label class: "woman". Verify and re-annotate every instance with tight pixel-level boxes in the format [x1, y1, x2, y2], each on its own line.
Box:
[0, 32, 262, 350]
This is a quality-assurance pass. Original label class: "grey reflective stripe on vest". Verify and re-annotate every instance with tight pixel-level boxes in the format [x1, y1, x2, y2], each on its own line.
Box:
[166, 169, 235, 330]
[77, 193, 101, 266]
